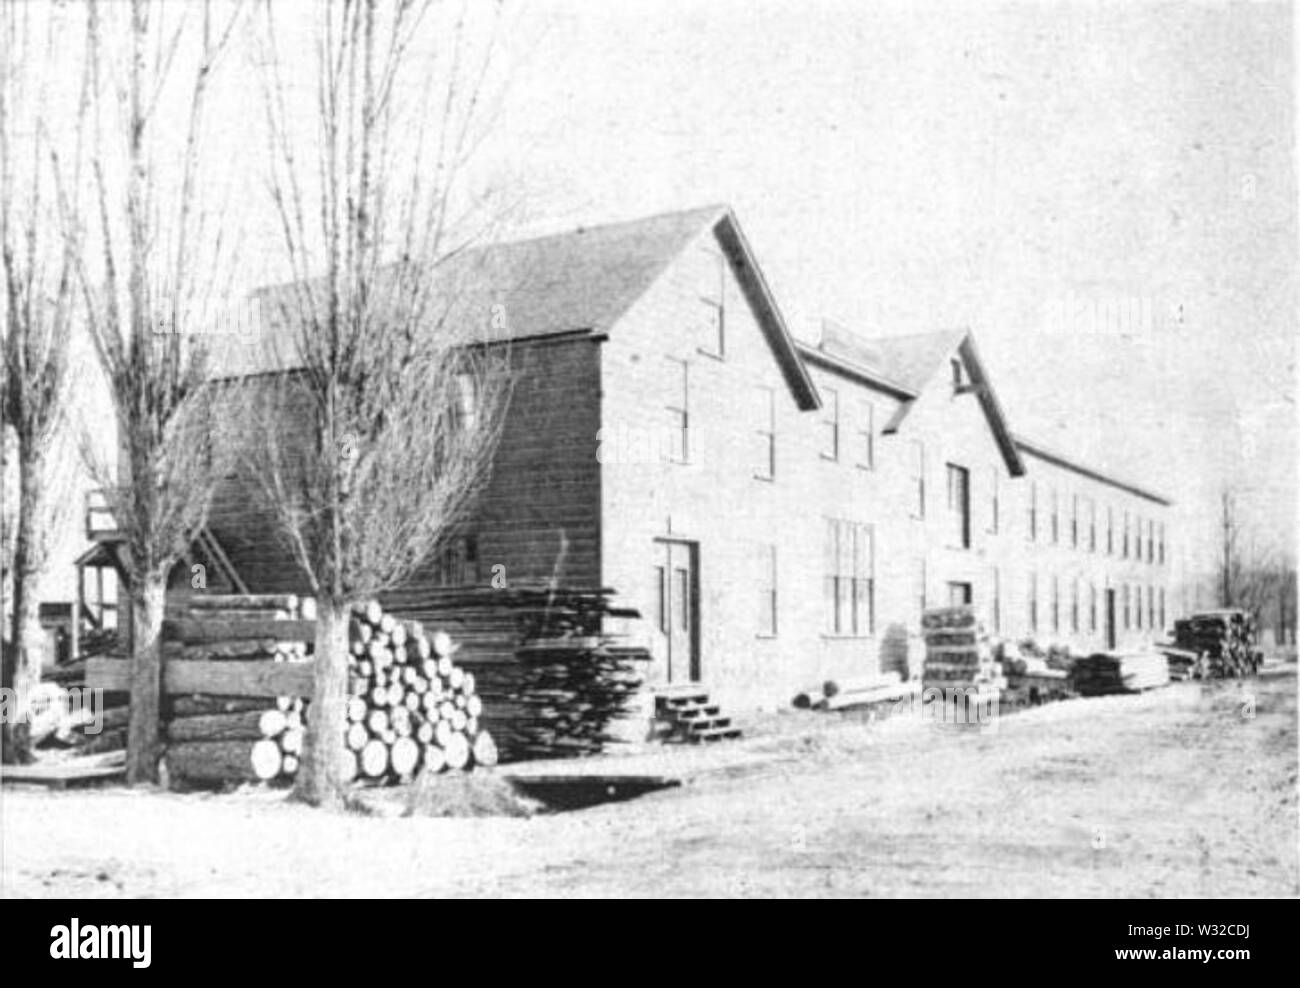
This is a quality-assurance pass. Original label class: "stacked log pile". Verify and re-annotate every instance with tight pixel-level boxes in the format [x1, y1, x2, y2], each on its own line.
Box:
[161, 595, 497, 785]
[342, 599, 497, 781]
[1072, 651, 1170, 695]
[1173, 610, 1260, 678]
[921, 606, 1005, 692]
[163, 595, 313, 784]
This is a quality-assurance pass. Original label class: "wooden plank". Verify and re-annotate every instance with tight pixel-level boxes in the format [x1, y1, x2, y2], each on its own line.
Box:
[184, 594, 301, 611]
[163, 617, 315, 644]
[165, 710, 272, 742]
[166, 659, 315, 698]
[86, 656, 314, 698]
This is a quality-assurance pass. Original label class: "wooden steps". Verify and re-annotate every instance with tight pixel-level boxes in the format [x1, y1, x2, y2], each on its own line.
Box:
[654, 686, 741, 744]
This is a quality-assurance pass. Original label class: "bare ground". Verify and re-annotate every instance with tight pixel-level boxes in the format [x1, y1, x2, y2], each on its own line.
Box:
[2, 667, 1295, 898]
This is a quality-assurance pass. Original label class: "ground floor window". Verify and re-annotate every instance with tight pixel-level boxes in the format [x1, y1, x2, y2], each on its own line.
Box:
[431, 535, 479, 587]
[824, 519, 874, 636]
[757, 543, 777, 636]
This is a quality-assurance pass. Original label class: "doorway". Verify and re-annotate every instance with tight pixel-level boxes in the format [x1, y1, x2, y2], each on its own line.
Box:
[1105, 588, 1117, 649]
[652, 539, 700, 683]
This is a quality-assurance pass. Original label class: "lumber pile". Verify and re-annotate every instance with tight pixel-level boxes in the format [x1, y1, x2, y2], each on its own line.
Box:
[376, 585, 639, 665]
[469, 641, 649, 760]
[1173, 610, 1260, 678]
[921, 606, 1005, 692]
[1156, 645, 1200, 681]
[1072, 651, 1170, 695]
[793, 671, 916, 711]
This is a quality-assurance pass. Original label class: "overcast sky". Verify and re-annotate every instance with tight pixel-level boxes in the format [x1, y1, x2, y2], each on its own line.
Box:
[473, 0, 1296, 567]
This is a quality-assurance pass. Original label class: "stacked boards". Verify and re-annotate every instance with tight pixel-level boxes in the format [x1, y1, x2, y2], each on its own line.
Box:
[1173, 610, 1260, 678]
[1072, 651, 1170, 695]
[921, 606, 1006, 693]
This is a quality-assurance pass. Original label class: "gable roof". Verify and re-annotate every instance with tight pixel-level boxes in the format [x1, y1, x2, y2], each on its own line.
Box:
[1013, 435, 1172, 505]
[208, 205, 820, 409]
[799, 327, 1026, 476]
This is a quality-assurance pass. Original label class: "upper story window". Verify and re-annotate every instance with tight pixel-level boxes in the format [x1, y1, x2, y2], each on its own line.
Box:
[757, 543, 778, 636]
[987, 467, 999, 534]
[821, 387, 839, 461]
[665, 357, 689, 464]
[951, 357, 965, 390]
[1088, 498, 1097, 552]
[697, 248, 725, 359]
[754, 385, 775, 481]
[432, 535, 479, 587]
[1050, 487, 1059, 544]
[1146, 518, 1154, 563]
[910, 440, 926, 519]
[1122, 510, 1130, 558]
[1106, 505, 1114, 555]
[1028, 482, 1038, 542]
[1070, 494, 1079, 548]
[856, 401, 875, 470]
[1158, 522, 1166, 565]
[946, 463, 971, 549]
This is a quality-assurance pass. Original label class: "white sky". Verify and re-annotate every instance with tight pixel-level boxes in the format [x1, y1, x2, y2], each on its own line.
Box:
[477, 0, 1297, 566]
[23, 0, 1298, 595]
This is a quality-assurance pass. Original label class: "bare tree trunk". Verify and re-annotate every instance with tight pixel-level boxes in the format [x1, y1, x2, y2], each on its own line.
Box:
[1, 445, 47, 765]
[125, 575, 166, 784]
[293, 597, 350, 807]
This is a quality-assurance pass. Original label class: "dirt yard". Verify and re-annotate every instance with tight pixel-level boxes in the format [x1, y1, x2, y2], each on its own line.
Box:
[2, 667, 1295, 898]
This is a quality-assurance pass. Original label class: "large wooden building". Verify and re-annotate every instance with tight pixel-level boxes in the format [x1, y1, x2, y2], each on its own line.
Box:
[194, 204, 1174, 710]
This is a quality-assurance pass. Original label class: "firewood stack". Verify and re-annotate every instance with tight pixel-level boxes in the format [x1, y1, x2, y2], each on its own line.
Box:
[921, 606, 1006, 693]
[1173, 610, 1260, 678]
[339, 599, 498, 782]
[162, 595, 497, 785]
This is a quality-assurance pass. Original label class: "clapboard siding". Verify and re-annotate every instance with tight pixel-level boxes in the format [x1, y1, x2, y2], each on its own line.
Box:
[206, 334, 604, 604]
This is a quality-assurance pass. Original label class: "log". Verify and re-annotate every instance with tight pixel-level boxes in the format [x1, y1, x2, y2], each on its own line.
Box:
[88, 657, 316, 698]
[444, 732, 470, 770]
[164, 617, 316, 644]
[423, 744, 446, 774]
[280, 728, 304, 755]
[346, 723, 369, 751]
[250, 739, 283, 781]
[170, 696, 276, 717]
[186, 594, 301, 612]
[390, 737, 420, 776]
[360, 739, 388, 777]
[472, 730, 499, 767]
[166, 740, 265, 783]
[166, 710, 273, 743]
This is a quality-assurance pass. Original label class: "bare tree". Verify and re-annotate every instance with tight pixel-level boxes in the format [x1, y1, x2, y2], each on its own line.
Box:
[1218, 486, 1294, 640]
[0, 0, 89, 764]
[65, 0, 246, 783]
[251, 0, 511, 806]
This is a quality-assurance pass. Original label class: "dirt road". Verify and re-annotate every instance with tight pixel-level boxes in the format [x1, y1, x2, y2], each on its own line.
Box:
[2, 667, 1295, 897]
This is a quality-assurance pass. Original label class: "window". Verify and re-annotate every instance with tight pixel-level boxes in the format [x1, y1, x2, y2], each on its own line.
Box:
[697, 248, 725, 358]
[432, 535, 479, 587]
[916, 558, 927, 615]
[1123, 584, 1130, 629]
[1158, 522, 1166, 565]
[1029, 572, 1039, 632]
[1107, 506, 1114, 555]
[1050, 488, 1059, 544]
[1071, 495, 1079, 548]
[951, 357, 965, 390]
[1028, 482, 1038, 541]
[1051, 575, 1060, 632]
[992, 567, 1002, 633]
[1123, 511, 1130, 559]
[1135, 584, 1143, 630]
[653, 566, 667, 633]
[757, 544, 777, 636]
[987, 467, 999, 534]
[1147, 583, 1155, 629]
[946, 463, 971, 549]
[856, 402, 875, 470]
[821, 387, 839, 460]
[1089, 498, 1097, 552]
[754, 386, 775, 480]
[823, 519, 874, 636]
[1071, 578, 1079, 633]
[665, 357, 689, 463]
[948, 582, 973, 605]
[1159, 587, 1165, 629]
[451, 373, 477, 432]
[1089, 582, 1098, 633]
[1146, 520, 1154, 563]
[910, 441, 925, 519]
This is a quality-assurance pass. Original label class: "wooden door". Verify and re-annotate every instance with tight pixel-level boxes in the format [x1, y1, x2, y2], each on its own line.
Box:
[653, 539, 699, 684]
